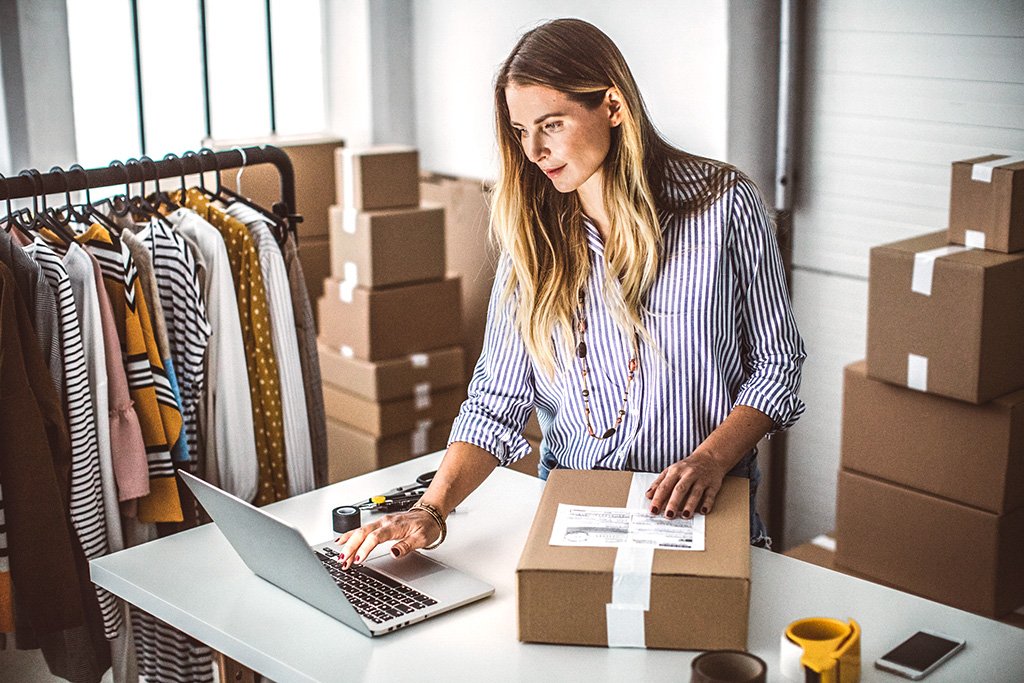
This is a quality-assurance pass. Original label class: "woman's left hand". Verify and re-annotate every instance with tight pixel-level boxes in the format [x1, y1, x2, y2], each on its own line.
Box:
[645, 450, 730, 519]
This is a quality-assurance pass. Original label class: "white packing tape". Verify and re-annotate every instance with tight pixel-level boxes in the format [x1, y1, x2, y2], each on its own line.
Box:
[338, 262, 358, 303]
[340, 345, 354, 359]
[410, 419, 432, 455]
[911, 245, 969, 296]
[779, 632, 805, 681]
[414, 382, 431, 410]
[964, 230, 986, 249]
[409, 353, 430, 368]
[971, 154, 1024, 183]
[810, 534, 837, 552]
[907, 353, 928, 392]
[342, 206, 359, 235]
[605, 472, 659, 649]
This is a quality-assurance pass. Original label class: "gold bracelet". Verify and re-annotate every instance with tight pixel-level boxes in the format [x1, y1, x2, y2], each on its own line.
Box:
[410, 501, 446, 550]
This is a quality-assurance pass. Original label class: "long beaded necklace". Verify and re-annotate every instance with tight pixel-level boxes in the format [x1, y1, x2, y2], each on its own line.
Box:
[575, 287, 639, 440]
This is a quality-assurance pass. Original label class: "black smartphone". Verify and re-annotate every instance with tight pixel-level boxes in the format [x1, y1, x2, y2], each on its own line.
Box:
[874, 630, 966, 680]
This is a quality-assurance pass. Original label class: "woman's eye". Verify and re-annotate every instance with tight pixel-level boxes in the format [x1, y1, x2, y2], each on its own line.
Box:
[544, 121, 563, 132]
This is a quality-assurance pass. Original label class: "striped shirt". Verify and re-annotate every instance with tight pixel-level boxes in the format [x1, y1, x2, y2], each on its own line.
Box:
[448, 172, 806, 473]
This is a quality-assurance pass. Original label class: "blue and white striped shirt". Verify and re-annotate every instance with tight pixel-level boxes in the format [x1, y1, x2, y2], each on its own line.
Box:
[448, 172, 806, 473]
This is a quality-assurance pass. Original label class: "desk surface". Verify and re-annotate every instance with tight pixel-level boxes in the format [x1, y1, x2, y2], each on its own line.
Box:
[91, 454, 1024, 682]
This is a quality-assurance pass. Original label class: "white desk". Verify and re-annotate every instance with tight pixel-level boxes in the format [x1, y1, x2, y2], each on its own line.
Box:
[91, 454, 1024, 682]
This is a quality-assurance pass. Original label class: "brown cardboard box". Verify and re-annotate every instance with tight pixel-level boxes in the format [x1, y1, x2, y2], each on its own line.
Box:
[328, 204, 445, 287]
[326, 418, 451, 484]
[949, 155, 1024, 253]
[210, 134, 343, 240]
[318, 276, 462, 361]
[336, 146, 419, 211]
[421, 174, 493, 377]
[842, 361, 1024, 514]
[298, 236, 331, 324]
[866, 230, 1024, 403]
[517, 471, 750, 650]
[317, 341, 465, 402]
[835, 469, 1024, 617]
[322, 382, 463, 437]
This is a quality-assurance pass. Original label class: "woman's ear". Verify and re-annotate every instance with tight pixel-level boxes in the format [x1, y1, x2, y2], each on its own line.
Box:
[606, 88, 624, 128]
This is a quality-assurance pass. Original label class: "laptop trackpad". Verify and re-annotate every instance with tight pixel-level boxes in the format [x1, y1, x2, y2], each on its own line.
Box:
[368, 551, 445, 583]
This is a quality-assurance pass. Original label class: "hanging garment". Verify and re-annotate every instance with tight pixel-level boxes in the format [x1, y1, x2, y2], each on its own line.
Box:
[20, 235, 120, 639]
[179, 190, 288, 505]
[76, 224, 183, 522]
[0, 261, 83, 637]
[225, 202, 314, 495]
[280, 233, 329, 487]
[165, 207, 257, 501]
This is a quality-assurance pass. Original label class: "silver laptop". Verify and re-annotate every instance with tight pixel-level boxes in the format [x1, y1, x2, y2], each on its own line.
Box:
[178, 470, 494, 636]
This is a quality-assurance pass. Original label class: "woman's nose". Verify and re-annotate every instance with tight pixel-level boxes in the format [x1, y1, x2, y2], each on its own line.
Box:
[526, 136, 547, 163]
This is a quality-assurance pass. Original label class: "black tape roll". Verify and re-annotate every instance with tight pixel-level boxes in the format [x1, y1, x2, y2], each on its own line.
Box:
[332, 505, 361, 534]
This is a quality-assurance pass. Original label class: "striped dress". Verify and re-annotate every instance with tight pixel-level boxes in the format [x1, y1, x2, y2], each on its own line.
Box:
[448, 171, 806, 480]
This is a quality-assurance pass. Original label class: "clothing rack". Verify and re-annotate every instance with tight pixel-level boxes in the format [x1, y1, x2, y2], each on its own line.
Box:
[0, 145, 302, 237]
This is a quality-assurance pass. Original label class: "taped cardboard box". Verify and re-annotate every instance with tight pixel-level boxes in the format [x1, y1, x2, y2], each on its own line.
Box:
[298, 236, 330, 325]
[209, 134, 343, 239]
[317, 276, 462, 361]
[420, 174, 493, 377]
[318, 341, 464, 403]
[328, 204, 446, 287]
[327, 418, 452, 484]
[336, 146, 419, 211]
[866, 230, 1024, 403]
[835, 469, 1024, 618]
[949, 154, 1024, 253]
[322, 381, 463, 437]
[842, 360, 1024, 514]
[517, 471, 749, 650]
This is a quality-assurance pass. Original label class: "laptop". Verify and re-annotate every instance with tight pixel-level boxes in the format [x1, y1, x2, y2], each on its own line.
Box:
[178, 470, 494, 636]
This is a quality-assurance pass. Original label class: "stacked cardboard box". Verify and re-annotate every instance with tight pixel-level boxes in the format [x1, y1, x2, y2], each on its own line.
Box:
[836, 155, 1024, 618]
[318, 147, 465, 483]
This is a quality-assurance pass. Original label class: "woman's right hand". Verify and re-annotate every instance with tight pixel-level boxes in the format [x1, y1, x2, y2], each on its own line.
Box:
[334, 507, 442, 569]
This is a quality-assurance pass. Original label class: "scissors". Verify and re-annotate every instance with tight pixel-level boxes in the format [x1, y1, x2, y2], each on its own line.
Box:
[349, 471, 436, 513]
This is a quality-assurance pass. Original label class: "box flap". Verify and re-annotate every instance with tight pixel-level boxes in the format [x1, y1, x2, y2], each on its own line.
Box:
[517, 470, 749, 580]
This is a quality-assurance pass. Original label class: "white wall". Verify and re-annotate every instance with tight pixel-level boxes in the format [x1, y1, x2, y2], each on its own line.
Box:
[408, 0, 729, 180]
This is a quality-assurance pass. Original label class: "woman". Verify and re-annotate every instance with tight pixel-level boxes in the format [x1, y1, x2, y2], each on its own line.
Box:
[336, 18, 805, 568]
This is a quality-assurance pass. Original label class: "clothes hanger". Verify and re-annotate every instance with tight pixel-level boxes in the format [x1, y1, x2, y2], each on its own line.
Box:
[29, 168, 76, 245]
[48, 166, 90, 228]
[218, 146, 289, 244]
[163, 152, 189, 200]
[0, 172, 35, 240]
[126, 157, 175, 229]
[95, 160, 133, 227]
[145, 154, 180, 211]
[68, 163, 122, 233]
[196, 147, 225, 203]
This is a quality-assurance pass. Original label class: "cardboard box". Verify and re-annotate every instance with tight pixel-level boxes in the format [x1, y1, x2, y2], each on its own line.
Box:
[336, 146, 419, 211]
[517, 471, 750, 650]
[318, 341, 464, 403]
[421, 174, 493, 377]
[835, 469, 1024, 617]
[298, 236, 330, 325]
[317, 276, 462, 361]
[949, 154, 1024, 253]
[842, 361, 1024, 514]
[326, 418, 451, 484]
[322, 382, 463, 437]
[328, 204, 446, 287]
[866, 230, 1024, 403]
[210, 134, 343, 239]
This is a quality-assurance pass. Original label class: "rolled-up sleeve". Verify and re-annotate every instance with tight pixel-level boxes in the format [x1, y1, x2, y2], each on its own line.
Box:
[448, 256, 535, 465]
[727, 177, 806, 432]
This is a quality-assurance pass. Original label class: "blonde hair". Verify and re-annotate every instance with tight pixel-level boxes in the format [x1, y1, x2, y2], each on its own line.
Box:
[492, 18, 736, 378]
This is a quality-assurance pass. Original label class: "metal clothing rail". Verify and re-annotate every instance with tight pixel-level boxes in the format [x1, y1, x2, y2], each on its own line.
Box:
[0, 145, 301, 237]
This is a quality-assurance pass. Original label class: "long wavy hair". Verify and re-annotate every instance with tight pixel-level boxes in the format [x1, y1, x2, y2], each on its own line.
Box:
[491, 18, 737, 378]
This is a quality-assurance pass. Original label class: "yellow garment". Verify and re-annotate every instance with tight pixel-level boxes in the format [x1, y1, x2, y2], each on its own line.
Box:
[77, 223, 184, 522]
[180, 190, 289, 504]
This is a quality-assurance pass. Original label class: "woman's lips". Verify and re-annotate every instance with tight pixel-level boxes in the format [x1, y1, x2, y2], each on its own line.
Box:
[543, 164, 566, 178]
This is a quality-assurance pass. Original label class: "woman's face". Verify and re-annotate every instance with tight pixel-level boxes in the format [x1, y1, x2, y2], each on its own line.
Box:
[505, 84, 620, 196]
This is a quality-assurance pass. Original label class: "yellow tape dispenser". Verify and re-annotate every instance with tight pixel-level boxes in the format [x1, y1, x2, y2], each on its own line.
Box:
[779, 617, 861, 683]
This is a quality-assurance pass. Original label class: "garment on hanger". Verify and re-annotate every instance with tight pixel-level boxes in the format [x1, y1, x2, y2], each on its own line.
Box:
[76, 223, 183, 522]
[180, 189, 289, 505]
[164, 207, 257, 501]
[226, 202, 314, 496]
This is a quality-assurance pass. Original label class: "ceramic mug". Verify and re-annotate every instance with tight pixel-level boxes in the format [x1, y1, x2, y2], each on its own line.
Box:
[690, 650, 768, 683]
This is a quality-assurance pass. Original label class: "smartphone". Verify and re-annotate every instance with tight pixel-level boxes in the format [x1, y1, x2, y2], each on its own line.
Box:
[875, 630, 966, 679]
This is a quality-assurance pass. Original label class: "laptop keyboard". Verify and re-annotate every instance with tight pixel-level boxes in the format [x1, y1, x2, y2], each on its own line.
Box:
[315, 547, 437, 624]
